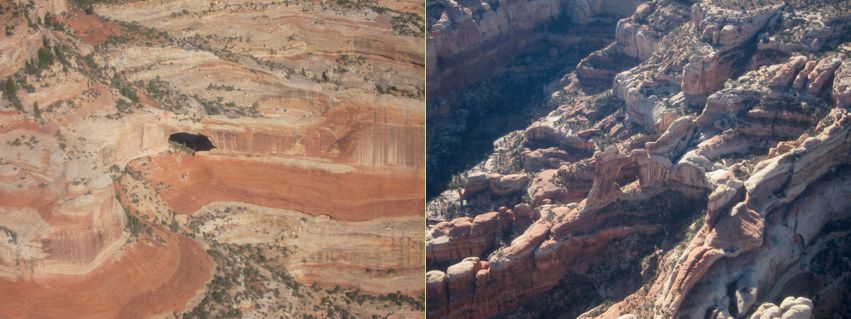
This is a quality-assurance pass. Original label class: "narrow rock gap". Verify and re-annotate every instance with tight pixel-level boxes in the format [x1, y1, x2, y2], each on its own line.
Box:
[726, 280, 740, 316]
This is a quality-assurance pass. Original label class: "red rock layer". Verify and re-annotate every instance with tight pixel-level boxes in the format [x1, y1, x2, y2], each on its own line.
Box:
[135, 153, 424, 221]
[62, 9, 122, 45]
[0, 233, 212, 319]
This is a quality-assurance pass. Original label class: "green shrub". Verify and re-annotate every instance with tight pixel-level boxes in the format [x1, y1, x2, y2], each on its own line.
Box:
[3, 77, 21, 110]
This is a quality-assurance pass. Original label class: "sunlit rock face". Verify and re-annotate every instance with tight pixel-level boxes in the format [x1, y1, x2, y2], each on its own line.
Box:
[426, 0, 851, 317]
[0, 0, 424, 317]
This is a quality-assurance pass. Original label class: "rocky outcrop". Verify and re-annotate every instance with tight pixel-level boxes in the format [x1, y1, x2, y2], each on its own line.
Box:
[567, 0, 644, 26]
[0, 115, 125, 278]
[806, 54, 842, 95]
[427, 128, 713, 317]
[756, 0, 851, 54]
[577, 44, 641, 90]
[427, 210, 512, 265]
[612, 1, 785, 131]
[682, 4, 782, 103]
[527, 162, 594, 206]
[426, 0, 641, 199]
[427, 0, 645, 111]
[749, 297, 813, 319]
[521, 147, 575, 171]
[768, 56, 807, 88]
[427, 0, 565, 103]
[427, 0, 851, 317]
[615, 1, 689, 60]
[833, 59, 851, 107]
[664, 108, 851, 318]
[462, 172, 530, 197]
[186, 202, 424, 296]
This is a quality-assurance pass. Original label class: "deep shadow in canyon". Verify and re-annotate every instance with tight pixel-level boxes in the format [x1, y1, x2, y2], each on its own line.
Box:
[169, 132, 216, 152]
[426, 16, 621, 199]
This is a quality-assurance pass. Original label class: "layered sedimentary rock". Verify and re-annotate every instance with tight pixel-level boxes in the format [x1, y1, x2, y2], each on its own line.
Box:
[749, 297, 813, 319]
[427, 0, 851, 317]
[427, 0, 644, 110]
[426, 0, 645, 199]
[134, 153, 422, 221]
[427, 0, 563, 101]
[1, 0, 424, 317]
[186, 202, 424, 296]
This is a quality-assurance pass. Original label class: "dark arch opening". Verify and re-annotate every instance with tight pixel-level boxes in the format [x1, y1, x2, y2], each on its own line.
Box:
[168, 132, 215, 152]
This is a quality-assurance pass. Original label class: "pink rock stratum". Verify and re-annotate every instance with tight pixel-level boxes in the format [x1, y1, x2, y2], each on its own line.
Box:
[0, 0, 425, 317]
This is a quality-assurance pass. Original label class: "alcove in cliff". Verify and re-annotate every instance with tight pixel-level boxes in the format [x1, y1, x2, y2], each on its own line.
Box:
[168, 132, 215, 152]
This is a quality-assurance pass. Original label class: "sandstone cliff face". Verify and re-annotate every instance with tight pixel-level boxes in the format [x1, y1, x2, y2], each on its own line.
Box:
[0, 0, 424, 317]
[427, 0, 851, 317]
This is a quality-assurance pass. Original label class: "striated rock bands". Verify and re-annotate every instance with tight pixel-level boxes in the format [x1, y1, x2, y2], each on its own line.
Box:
[427, 0, 851, 317]
[0, 0, 425, 317]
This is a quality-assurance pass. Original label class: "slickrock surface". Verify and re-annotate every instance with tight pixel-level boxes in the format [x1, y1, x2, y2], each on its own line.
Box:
[0, 0, 424, 317]
[427, 0, 851, 318]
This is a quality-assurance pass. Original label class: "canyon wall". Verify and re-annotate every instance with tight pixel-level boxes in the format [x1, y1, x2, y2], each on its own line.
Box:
[427, 0, 851, 317]
[0, 0, 425, 317]
[427, 0, 643, 113]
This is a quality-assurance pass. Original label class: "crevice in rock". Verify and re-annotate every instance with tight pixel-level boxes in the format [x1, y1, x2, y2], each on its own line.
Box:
[726, 280, 740, 316]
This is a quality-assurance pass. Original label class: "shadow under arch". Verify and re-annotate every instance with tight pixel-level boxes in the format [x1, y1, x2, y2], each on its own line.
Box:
[168, 132, 215, 152]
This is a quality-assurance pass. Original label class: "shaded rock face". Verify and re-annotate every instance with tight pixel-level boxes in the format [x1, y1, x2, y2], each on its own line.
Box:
[426, 0, 646, 199]
[427, 0, 851, 318]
